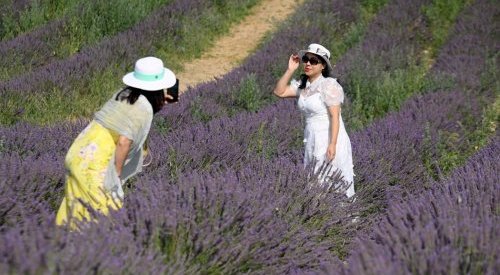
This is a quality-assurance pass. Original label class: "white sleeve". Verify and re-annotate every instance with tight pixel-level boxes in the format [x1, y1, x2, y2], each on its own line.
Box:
[320, 78, 344, 106]
[290, 78, 301, 96]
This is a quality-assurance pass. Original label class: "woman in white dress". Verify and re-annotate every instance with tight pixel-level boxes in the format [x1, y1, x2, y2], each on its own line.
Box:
[273, 43, 355, 198]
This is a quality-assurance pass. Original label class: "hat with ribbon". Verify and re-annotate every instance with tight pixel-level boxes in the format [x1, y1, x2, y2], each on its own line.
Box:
[123, 56, 176, 91]
[298, 43, 334, 77]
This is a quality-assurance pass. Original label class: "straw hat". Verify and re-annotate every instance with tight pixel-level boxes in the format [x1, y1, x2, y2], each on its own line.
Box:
[122, 56, 176, 91]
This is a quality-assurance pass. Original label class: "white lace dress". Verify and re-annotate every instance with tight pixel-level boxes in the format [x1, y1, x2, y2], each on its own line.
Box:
[291, 75, 355, 197]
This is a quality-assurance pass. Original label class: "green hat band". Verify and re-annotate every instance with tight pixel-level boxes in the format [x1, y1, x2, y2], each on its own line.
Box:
[134, 69, 165, 81]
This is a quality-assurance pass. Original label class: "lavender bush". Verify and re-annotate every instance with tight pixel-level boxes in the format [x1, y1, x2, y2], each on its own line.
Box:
[341, 137, 499, 275]
[348, 0, 497, 228]
[431, 0, 499, 91]
[333, 0, 451, 129]
[0, 154, 356, 273]
[0, 0, 174, 81]
[0, 211, 168, 274]
[0, 0, 33, 39]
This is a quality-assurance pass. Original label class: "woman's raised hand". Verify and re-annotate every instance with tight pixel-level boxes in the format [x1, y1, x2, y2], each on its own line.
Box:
[273, 53, 300, 97]
[288, 54, 300, 71]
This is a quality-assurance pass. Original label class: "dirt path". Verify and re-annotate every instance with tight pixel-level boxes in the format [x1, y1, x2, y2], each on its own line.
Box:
[177, 0, 303, 92]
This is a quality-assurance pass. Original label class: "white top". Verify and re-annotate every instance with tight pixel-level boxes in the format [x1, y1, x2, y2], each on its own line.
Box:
[94, 90, 153, 200]
[291, 75, 344, 105]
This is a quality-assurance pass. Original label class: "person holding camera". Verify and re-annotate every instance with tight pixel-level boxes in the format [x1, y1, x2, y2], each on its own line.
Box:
[56, 56, 179, 228]
[273, 43, 355, 198]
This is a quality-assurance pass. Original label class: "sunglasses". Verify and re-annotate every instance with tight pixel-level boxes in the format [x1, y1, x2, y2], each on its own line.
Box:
[301, 55, 322, 65]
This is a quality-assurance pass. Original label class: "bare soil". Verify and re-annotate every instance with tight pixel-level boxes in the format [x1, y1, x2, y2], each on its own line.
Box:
[177, 0, 303, 92]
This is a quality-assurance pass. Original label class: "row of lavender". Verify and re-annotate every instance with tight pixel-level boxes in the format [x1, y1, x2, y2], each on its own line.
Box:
[0, 0, 211, 94]
[0, 0, 174, 81]
[2, 132, 496, 274]
[336, 137, 499, 274]
[338, 0, 499, 272]
[341, 0, 498, 249]
[1, 0, 497, 273]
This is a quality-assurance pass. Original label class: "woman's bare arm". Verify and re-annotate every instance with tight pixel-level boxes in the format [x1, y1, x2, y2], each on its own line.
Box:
[327, 105, 340, 160]
[115, 135, 132, 178]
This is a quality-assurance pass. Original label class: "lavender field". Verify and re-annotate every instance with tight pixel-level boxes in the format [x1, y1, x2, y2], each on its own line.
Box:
[0, 0, 498, 273]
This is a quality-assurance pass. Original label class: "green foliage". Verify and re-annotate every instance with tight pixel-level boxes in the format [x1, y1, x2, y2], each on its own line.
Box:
[190, 96, 214, 123]
[0, 53, 23, 81]
[436, 96, 498, 176]
[422, 0, 472, 56]
[0, 67, 121, 125]
[0, 135, 5, 154]
[162, 146, 181, 180]
[153, 116, 171, 136]
[324, 0, 387, 62]
[246, 122, 279, 160]
[328, 20, 367, 62]
[155, 227, 177, 259]
[1, 0, 64, 40]
[232, 73, 265, 113]
[341, 0, 471, 131]
[423, 56, 499, 179]
[0, 0, 173, 82]
[1, 0, 171, 42]
[360, 0, 389, 15]
[326, 0, 388, 62]
[345, 63, 438, 130]
[479, 52, 500, 95]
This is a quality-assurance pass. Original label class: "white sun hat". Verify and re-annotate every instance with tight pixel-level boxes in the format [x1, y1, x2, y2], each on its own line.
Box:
[122, 56, 176, 91]
[298, 43, 334, 77]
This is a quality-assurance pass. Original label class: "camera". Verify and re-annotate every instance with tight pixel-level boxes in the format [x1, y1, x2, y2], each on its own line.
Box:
[166, 78, 179, 103]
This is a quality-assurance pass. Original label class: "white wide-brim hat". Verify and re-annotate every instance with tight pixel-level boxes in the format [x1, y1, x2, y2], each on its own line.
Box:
[123, 56, 176, 91]
[298, 43, 334, 77]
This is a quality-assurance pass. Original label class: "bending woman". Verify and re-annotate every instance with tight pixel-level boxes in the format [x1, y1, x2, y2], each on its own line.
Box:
[273, 43, 355, 198]
[56, 56, 178, 228]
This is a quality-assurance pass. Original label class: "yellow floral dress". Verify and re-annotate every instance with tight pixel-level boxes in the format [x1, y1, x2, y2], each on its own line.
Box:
[56, 121, 122, 228]
[56, 91, 153, 229]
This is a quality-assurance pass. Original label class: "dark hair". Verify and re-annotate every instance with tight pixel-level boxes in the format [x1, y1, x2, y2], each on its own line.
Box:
[298, 54, 331, 89]
[115, 86, 165, 114]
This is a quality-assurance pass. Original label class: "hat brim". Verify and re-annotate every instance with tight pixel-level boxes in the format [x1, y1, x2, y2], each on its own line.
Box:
[122, 67, 176, 91]
[298, 50, 334, 76]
